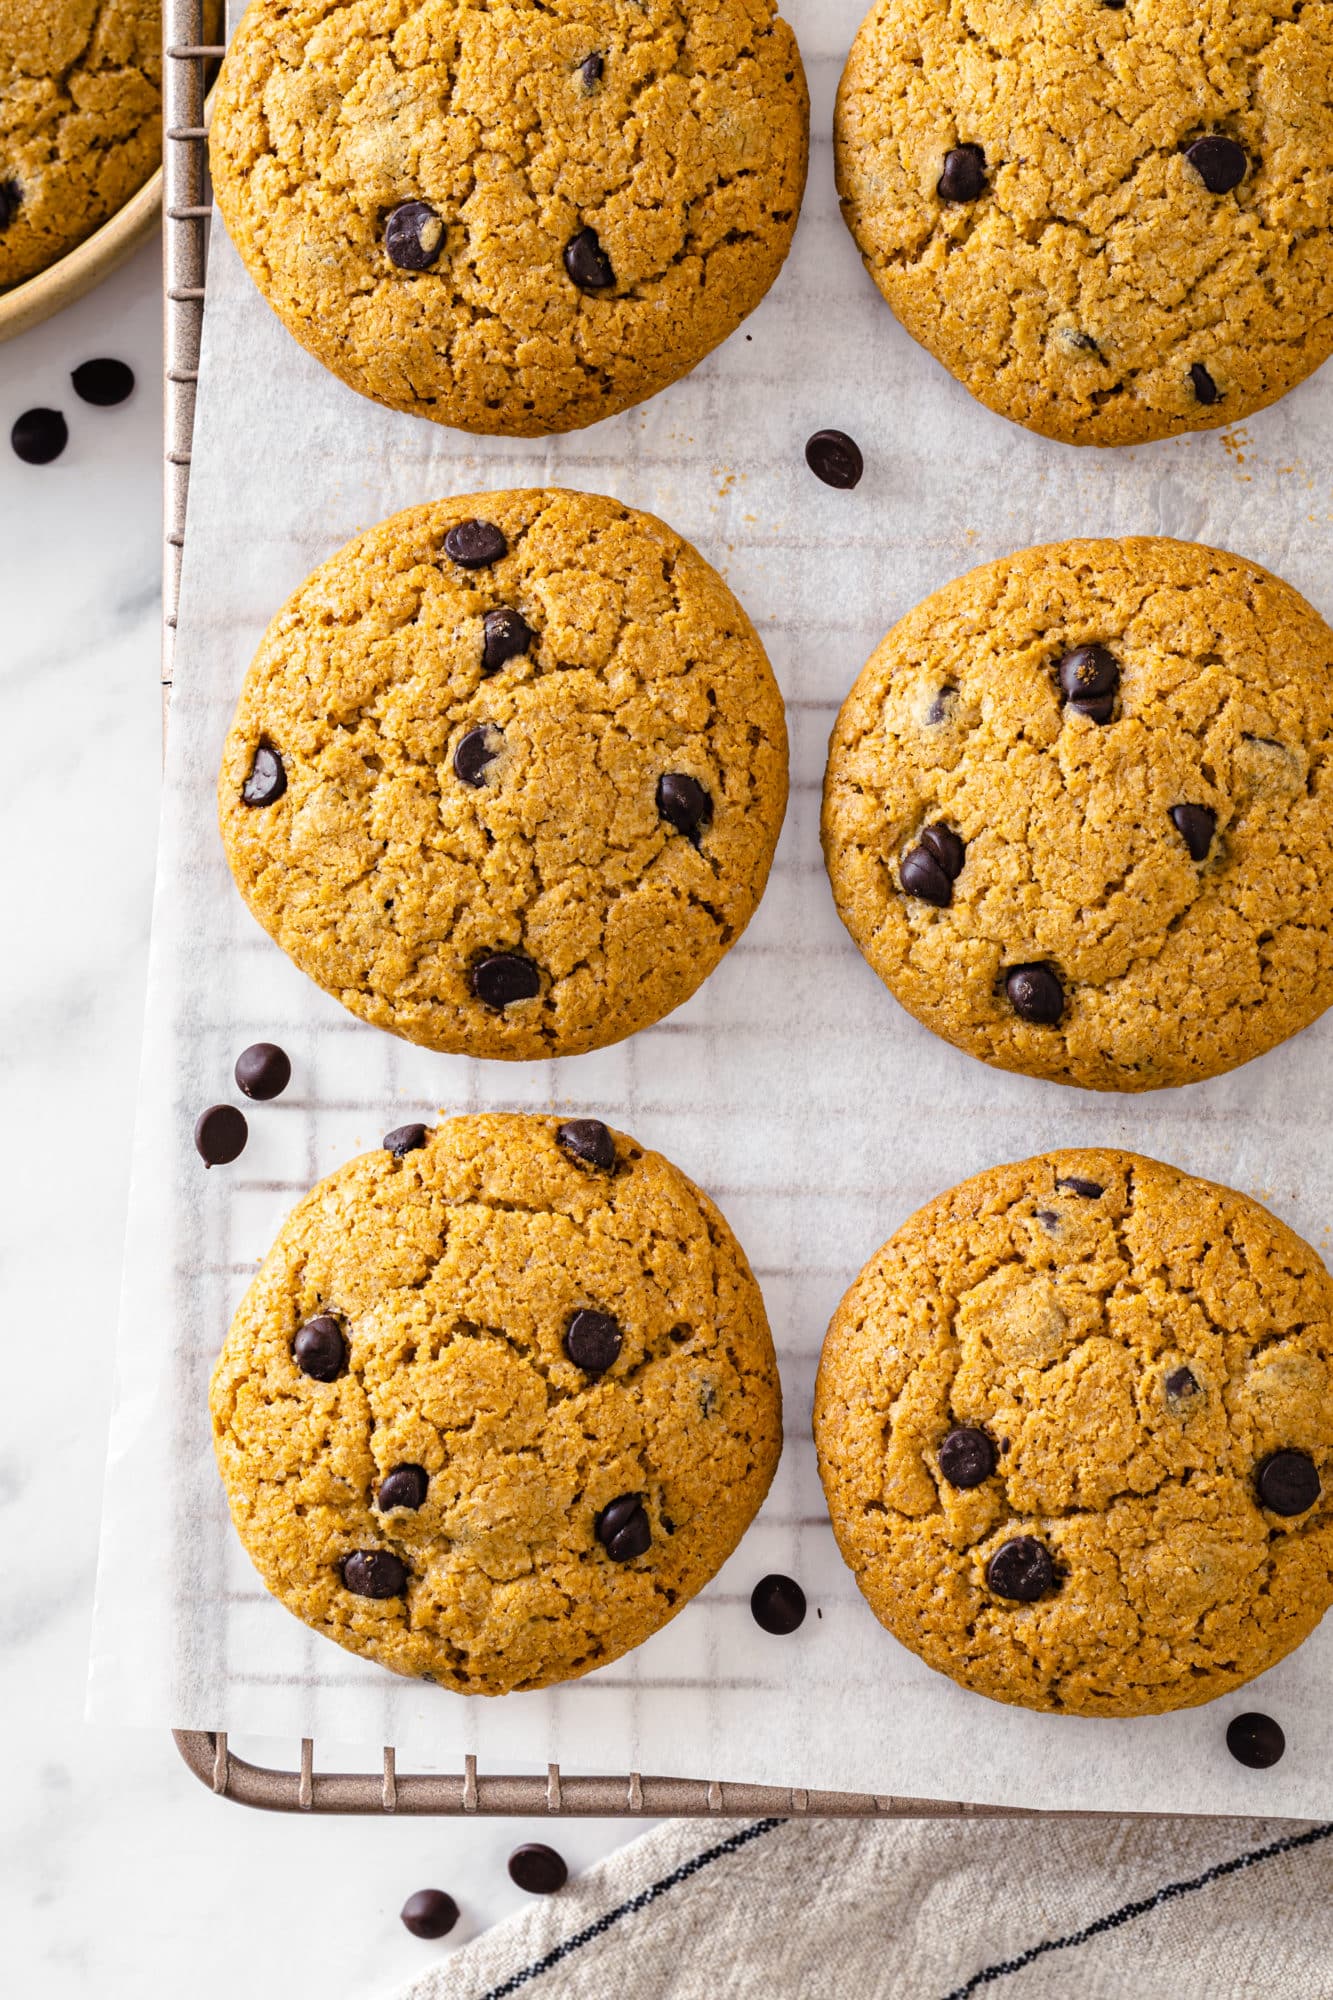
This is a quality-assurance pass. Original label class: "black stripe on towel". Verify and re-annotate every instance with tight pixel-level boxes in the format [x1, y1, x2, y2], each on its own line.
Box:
[940, 1819, 1333, 2000]
[477, 1817, 785, 2000]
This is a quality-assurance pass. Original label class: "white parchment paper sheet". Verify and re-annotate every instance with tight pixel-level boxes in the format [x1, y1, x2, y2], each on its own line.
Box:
[92, 0, 1333, 1813]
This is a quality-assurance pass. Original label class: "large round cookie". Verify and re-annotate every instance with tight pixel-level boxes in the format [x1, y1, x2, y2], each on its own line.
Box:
[814, 1150, 1333, 1717]
[209, 0, 808, 435]
[834, 0, 1333, 447]
[0, 1, 161, 289]
[211, 1113, 782, 1694]
[822, 537, 1333, 1093]
[219, 488, 788, 1060]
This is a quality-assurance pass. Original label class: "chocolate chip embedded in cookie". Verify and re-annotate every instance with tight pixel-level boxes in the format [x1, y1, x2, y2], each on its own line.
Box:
[821, 536, 1333, 1092]
[210, 1114, 782, 1694]
[813, 1149, 1333, 1717]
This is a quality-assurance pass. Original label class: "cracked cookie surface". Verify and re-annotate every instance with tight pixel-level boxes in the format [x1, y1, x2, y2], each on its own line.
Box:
[814, 1149, 1333, 1716]
[209, 0, 808, 435]
[834, 0, 1333, 446]
[219, 487, 788, 1059]
[821, 537, 1333, 1092]
[211, 1113, 782, 1693]
[0, 1, 161, 288]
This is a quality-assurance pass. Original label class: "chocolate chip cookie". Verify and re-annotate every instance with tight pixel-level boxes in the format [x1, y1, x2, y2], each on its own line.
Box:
[211, 1113, 782, 1694]
[219, 488, 787, 1059]
[821, 537, 1333, 1092]
[209, 0, 808, 435]
[814, 1149, 1333, 1716]
[835, 0, 1333, 445]
[1, 1, 161, 288]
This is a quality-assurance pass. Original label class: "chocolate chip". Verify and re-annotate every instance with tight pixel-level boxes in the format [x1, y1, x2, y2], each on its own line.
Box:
[508, 1844, 568, 1895]
[383, 1122, 428, 1156]
[0, 179, 21, 230]
[1171, 804, 1216, 861]
[1226, 1712, 1285, 1770]
[1165, 1365, 1201, 1410]
[401, 1889, 459, 1939]
[1189, 362, 1220, 406]
[937, 144, 987, 202]
[242, 743, 286, 807]
[1056, 1176, 1103, 1198]
[805, 429, 864, 490]
[938, 1426, 996, 1489]
[926, 686, 958, 726]
[193, 1104, 247, 1167]
[900, 844, 953, 907]
[341, 1549, 409, 1598]
[378, 1463, 429, 1512]
[234, 1042, 290, 1101]
[470, 951, 541, 1009]
[71, 357, 136, 407]
[1005, 964, 1065, 1024]
[1185, 134, 1248, 195]
[919, 824, 965, 878]
[595, 1493, 651, 1562]
[986, 1536, 1056, 1601]
[1058, 643, 1119, 724]
[384, 200, 445, 270]
[11, 409, 67, 465]
[557, 1119, 616, 1171]
[453, 725, 501, 786]
[564, 226, 615, 291]
[482, 606, 533, 675]
[578, 52, 604, 89]
[293, 1314, 346, 1380]
[750, 1573, 807, 1634]
[565, 1309, 623, 1375]
[1256, 1449, 1321, 1517]
[1035, 1210, 1059, 1233]
[657, 772, 713, 840]
[444, 519, 507, 569]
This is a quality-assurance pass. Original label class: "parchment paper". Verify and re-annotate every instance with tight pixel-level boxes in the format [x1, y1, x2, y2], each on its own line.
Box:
[91, 0, 1333, 1814]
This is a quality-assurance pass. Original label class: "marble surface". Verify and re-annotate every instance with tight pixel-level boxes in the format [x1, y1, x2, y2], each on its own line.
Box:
[0, 239, 638, 1998]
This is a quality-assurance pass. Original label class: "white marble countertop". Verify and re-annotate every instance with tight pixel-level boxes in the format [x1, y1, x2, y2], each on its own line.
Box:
[1, 239, 637, 1998]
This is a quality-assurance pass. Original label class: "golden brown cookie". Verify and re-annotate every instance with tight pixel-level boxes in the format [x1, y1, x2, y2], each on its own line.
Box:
[219, 488, 787, 1059]
[211, 1113, 782, 1695]
[821, 537, 1333, 1092]
[209, 0, 808, 435]
[0, 1, 161, 288]
[834, 0, 1333, 446]
[814, 1149, 1333, 1717]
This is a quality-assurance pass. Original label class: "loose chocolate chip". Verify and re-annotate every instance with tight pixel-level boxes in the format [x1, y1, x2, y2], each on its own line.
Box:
[293, 1314, 346, 1381]
[1226, 1712, 1285, 1770]
[482, 606, 534, 675]
[444, 519, 507, 569]
[508, 1844, 568, 1895]
[383, 1122, 428, 1156]
[1185, 134, 1248, 195]
[384, 200, 445, 271]
[342, 1549, 409, 1598]
[234, 1042, 291, 1101]
[0, 179, 21, 230]
[11, 409, 67, 464]
[595, 1493, 651, 1562]
[1058, 643, 1119, 726]
[453, 725, 501, 786]
[193, 1103, 247, 1167]
[578, 52, 604, 89]
[919, 823, 965, 879]
[987, 1536, 1056, 1602]
[401, 1889, 459, 1939]
[557, 1119, 616, 1171]
[1256, 1449, 1321, 1517]
[751, 1573, 807, 1635]
[71, 358, 135, 407]
[937, 144, 987, 202]
[1189, 362, 1220, 406]
[657, 772, 713, 840]
[938, 1426, 996, 1490]
[470, 951, 541, 1009]
[564, 226, 615, 291]
[1171, 804, 1216, 862]
[1165, 1365, 1201, 1409]
[564, 1308, 623, 1375]
[900, 844, 954, 907]
[242, 743, 286, 807]
[378, 1463, 429, 1511]
[1056, 1176, 1103, 1199]
[805, 429, 864, 490]
[1005, 964, 1065, 1025]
